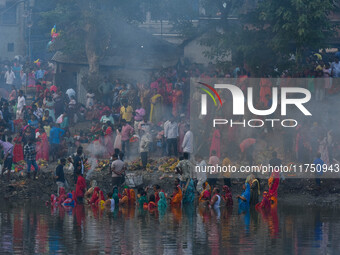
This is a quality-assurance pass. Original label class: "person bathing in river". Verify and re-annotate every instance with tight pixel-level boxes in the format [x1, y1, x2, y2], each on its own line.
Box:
[199, 182, 211, 206]
[129, 189, 136, 206]
[222, 185, 233, 207]
[75, 170, 86, 204]
[148, 194, 157, 210]
[169, 186, 182, 207]
[209, 187, 221, 210]
[268, 169, 280, 206]
[138, 190, 148, 207]
[182, 179, 195, 204]
[112, 186, 120, 208]
[237, 183, 251, 211]
[84, 180, 97, 202]
[104, 192, 115, 211]
[119, 188, 130, 206]
[158, 192, 167, 210]
[153, 184, 162, 204]
[248, 174, 260, 206]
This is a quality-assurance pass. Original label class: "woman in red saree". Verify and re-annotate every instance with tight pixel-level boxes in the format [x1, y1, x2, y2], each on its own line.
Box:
[255, 191, 271, 210]
[88, 187, 104, 206]
[36, 128, 49, 161]
[268, 171, 280, 206]
[13, 135, 24, 163]
[210, 128, 221, 158]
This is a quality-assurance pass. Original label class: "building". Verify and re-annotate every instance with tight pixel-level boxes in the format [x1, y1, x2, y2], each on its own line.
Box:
[0, 0, 34, 60]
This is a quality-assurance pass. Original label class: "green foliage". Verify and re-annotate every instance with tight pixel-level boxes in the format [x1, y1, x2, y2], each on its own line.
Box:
[197, 0, 338, 74]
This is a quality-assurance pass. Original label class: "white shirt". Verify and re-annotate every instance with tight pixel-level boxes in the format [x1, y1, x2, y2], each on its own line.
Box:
[139, 133, 152, 153]
[66, 88, 76, 99]
[17, 96, 26, 111]
[111, 159, 125, 177]
[165, 121, 178, 139]
[163, 120, 170, 136]
[213, 194, 221, 210]
[5, 71, 15, 85]
[182, 130, 193, 153]
[196, 160, 207, 183]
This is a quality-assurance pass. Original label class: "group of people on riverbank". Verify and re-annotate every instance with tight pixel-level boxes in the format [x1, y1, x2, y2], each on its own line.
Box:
[0, 51, 338, 188]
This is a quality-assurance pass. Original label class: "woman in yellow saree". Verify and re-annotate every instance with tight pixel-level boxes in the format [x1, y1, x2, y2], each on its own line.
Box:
[199, 182, 211, 204]
[170, 186, 182, 207]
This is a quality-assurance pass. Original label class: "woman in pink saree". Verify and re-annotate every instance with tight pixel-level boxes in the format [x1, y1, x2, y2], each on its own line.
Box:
[36, 128, 49, 161]
[104, 124, 115, 158]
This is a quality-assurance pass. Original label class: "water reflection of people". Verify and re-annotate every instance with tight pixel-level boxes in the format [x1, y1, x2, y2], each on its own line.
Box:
[74, 204, 85, 227]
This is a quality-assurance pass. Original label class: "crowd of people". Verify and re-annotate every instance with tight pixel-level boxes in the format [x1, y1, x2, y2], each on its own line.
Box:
[51, 150, 281, 217]
[0, 51, 338, 213]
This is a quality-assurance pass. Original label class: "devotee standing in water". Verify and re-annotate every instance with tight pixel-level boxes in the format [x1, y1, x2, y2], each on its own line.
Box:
[75, 170, 86, 204]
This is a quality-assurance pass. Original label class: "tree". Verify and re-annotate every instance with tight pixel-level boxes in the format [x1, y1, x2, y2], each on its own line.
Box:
[39, 0, 146, 88]
[198, 0, 338, 74]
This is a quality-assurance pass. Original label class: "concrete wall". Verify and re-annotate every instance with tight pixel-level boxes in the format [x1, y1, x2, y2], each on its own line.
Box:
[0, 1, 25, 60]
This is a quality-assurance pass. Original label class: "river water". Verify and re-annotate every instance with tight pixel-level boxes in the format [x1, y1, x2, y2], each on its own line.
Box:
[0, 202, 339, 254]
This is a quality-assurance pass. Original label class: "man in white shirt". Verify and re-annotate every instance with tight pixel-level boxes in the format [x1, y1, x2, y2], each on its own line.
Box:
[164, 116, 178, 156]
[16, 90, 26, 119]
[5, 68, 15, 87]
[182, 124, 193, 157]
[111, 154, 126, 187]
[332, 57, 340, 77]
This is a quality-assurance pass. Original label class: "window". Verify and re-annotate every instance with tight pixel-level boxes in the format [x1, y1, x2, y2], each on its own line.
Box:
[1, 2, 17, 25]
[7, 43, 14, 52]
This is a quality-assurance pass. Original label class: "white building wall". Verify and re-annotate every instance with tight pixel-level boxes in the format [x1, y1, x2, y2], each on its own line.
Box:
[0, 1, 26, 60]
